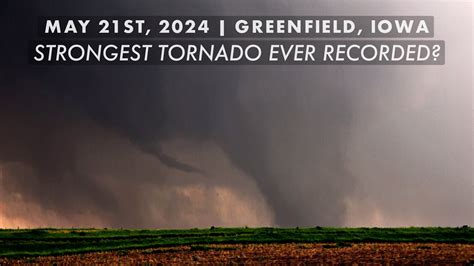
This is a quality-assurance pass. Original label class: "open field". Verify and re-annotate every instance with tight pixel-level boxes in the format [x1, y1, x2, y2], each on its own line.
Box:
[2, 243, 473, 264]
[0, 227, 472, 263]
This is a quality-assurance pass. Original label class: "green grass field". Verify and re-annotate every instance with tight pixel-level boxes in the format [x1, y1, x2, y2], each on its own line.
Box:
[0, 227, 472, 258]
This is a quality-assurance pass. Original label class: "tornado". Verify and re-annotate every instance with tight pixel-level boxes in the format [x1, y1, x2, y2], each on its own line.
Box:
[0, 0, 471, 228]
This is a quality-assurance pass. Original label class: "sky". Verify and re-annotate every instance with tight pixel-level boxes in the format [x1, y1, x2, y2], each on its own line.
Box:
[0, 0, 472, 228]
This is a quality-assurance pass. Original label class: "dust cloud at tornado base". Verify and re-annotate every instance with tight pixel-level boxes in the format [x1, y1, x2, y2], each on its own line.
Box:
[0, 0, 472, 228]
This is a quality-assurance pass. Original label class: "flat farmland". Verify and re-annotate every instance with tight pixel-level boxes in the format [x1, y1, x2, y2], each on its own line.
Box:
[0, 227, 472, 264]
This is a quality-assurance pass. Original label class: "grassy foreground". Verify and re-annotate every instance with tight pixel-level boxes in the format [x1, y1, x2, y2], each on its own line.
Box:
[0, 227, 472, 258]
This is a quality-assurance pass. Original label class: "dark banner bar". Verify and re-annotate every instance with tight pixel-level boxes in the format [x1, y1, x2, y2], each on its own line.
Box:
[30, 40, 444, 65]
[38, 16, 434, 38]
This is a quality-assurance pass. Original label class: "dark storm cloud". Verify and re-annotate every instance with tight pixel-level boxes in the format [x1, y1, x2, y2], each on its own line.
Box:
[0, 0, 355, 227]
[0, 0, 472, 227]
